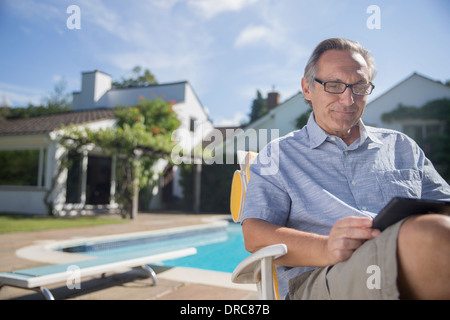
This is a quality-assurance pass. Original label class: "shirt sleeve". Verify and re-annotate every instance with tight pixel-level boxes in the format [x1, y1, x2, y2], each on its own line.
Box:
[241, 142, 291, 226]
[419, 150, 450, 201]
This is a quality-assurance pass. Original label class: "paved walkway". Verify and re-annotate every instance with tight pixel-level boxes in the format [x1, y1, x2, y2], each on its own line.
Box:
[0, 213, 257, 300]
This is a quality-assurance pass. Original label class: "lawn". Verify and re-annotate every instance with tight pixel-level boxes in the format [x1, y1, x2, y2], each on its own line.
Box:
[0, 214, 128, 233]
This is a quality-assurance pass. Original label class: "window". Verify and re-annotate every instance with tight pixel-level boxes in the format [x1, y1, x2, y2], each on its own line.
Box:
[66, 152, 82, 203]
[0, 149, 45, 186]
[189, 117, 196, 132]
[403, 125, 423, 142]
[426, 124, 442, 136]
[403, 123, 444, 143]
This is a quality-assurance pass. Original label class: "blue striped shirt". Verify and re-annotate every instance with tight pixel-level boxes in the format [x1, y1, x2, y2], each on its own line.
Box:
[242, 112, 450, 298]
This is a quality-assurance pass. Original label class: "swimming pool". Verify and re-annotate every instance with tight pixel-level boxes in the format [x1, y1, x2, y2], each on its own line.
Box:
[61, 219, 250, 273]
[160, 222, 250, 272]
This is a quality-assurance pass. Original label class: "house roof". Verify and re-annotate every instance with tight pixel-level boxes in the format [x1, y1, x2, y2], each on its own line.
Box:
[242, 91, 303, 130]
[0, 109, 115, 135]
[367, 72, 450, 106]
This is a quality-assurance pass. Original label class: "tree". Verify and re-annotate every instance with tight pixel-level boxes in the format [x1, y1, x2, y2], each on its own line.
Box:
[112, 66, 158, 88]
[295, 109, 312, 129]
[43, 79, 72, 110]
[248, 90, 267, 123]
[60, 98, 180, 218]
[0, 79, 71, 120]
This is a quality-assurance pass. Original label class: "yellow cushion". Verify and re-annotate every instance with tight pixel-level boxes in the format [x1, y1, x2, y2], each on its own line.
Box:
[230, 151, 258, 222]
[230, 151, 281, 299]
[230, 170, 246, 222]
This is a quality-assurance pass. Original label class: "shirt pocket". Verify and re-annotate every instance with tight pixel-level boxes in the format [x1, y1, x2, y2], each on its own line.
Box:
[376, 169, 422, 202]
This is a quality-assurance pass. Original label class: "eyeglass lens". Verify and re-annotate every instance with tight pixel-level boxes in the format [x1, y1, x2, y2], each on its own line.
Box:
[326, 82, 372, 95]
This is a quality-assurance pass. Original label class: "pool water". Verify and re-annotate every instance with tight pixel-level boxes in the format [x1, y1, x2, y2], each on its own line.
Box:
[66, 221, 250, 273]
[160, 222, 250, 273]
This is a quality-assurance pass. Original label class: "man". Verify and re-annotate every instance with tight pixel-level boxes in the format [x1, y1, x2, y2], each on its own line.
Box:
[241, 38, 450, 299]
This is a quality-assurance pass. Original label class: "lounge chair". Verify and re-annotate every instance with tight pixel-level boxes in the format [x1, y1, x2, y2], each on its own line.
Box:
[0, 247, 196, 300]
[230, 150, 287, 300]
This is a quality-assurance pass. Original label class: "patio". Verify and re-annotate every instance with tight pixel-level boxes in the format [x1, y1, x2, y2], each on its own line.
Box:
[0, 213, 257, 300]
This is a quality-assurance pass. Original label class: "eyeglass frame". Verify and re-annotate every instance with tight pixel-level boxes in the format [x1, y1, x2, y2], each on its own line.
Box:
[314, 78, 375, 96]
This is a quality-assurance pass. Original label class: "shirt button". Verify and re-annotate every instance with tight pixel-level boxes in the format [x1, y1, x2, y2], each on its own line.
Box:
[361, 206, 368, 211]
[344, 151, 348, 155]
[351, 181, 356, 186]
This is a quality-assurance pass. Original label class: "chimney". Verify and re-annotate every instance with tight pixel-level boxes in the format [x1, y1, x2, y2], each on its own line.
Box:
[267, 90, 280, 111]
[73, 70, 111, 110]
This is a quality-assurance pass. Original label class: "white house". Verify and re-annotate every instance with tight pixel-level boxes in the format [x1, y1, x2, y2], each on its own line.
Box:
[363, 72, 450, 140]
[72, 70, 214, 211]
[72, 70, 214, 152]
[0, 70, 214, 215]
[0, 109, 116, 215]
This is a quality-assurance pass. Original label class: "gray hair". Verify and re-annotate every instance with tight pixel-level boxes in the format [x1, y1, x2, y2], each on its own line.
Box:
[303, 38, 377, 106]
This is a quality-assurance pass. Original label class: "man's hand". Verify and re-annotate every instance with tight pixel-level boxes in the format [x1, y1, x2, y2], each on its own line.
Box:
[326, 216, 380, 265]
[243, 216, 380, 268]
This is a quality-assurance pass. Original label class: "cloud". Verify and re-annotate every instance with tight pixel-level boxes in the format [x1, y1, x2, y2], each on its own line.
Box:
[0, 95, 12, 107]
[188, 0, 260, 19]
[94, 2, 215, 91]
[75, 0, 129, 40]
[151, 0, 182, 9]
[0, 82, 45, 106]
[5, 0, 67, 34]
[234, 25, 277, 48]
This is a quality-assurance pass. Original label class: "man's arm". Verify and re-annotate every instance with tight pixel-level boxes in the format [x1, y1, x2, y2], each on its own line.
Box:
[242, 216, 380, 267]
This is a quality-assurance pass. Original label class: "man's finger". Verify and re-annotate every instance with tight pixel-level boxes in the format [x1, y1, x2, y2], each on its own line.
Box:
[335, 216, 373, 228]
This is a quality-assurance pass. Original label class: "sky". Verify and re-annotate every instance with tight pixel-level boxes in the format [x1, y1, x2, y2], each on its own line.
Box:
[0, 0, 449, 126]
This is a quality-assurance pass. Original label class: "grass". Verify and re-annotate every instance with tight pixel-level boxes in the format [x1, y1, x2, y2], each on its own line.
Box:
[0, 214, 128, 233]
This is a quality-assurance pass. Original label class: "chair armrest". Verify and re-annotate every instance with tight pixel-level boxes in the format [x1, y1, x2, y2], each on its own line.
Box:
[231, 244, 287, 284]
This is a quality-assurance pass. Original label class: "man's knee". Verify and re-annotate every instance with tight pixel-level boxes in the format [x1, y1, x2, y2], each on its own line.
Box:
[397, 214, 450, 299]
[399, 214, 450, 247]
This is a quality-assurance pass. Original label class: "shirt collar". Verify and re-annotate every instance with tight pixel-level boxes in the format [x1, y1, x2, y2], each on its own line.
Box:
[306, 112, 383, 149]
[359, 119, 384, 146]
[306, 112, 328, 149]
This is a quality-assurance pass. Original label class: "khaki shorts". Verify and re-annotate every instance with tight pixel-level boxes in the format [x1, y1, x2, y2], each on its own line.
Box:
[288, 219, 405, 300]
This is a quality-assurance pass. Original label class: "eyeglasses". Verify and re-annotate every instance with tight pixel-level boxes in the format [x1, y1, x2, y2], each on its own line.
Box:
[314, 78, 375, 96]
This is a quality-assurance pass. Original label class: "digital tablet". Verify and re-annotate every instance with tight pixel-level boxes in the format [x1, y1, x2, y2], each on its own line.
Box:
[372, 197, 450, 231]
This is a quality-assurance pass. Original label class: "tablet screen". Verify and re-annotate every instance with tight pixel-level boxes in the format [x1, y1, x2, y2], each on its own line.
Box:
[372, 197, 450, 231]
